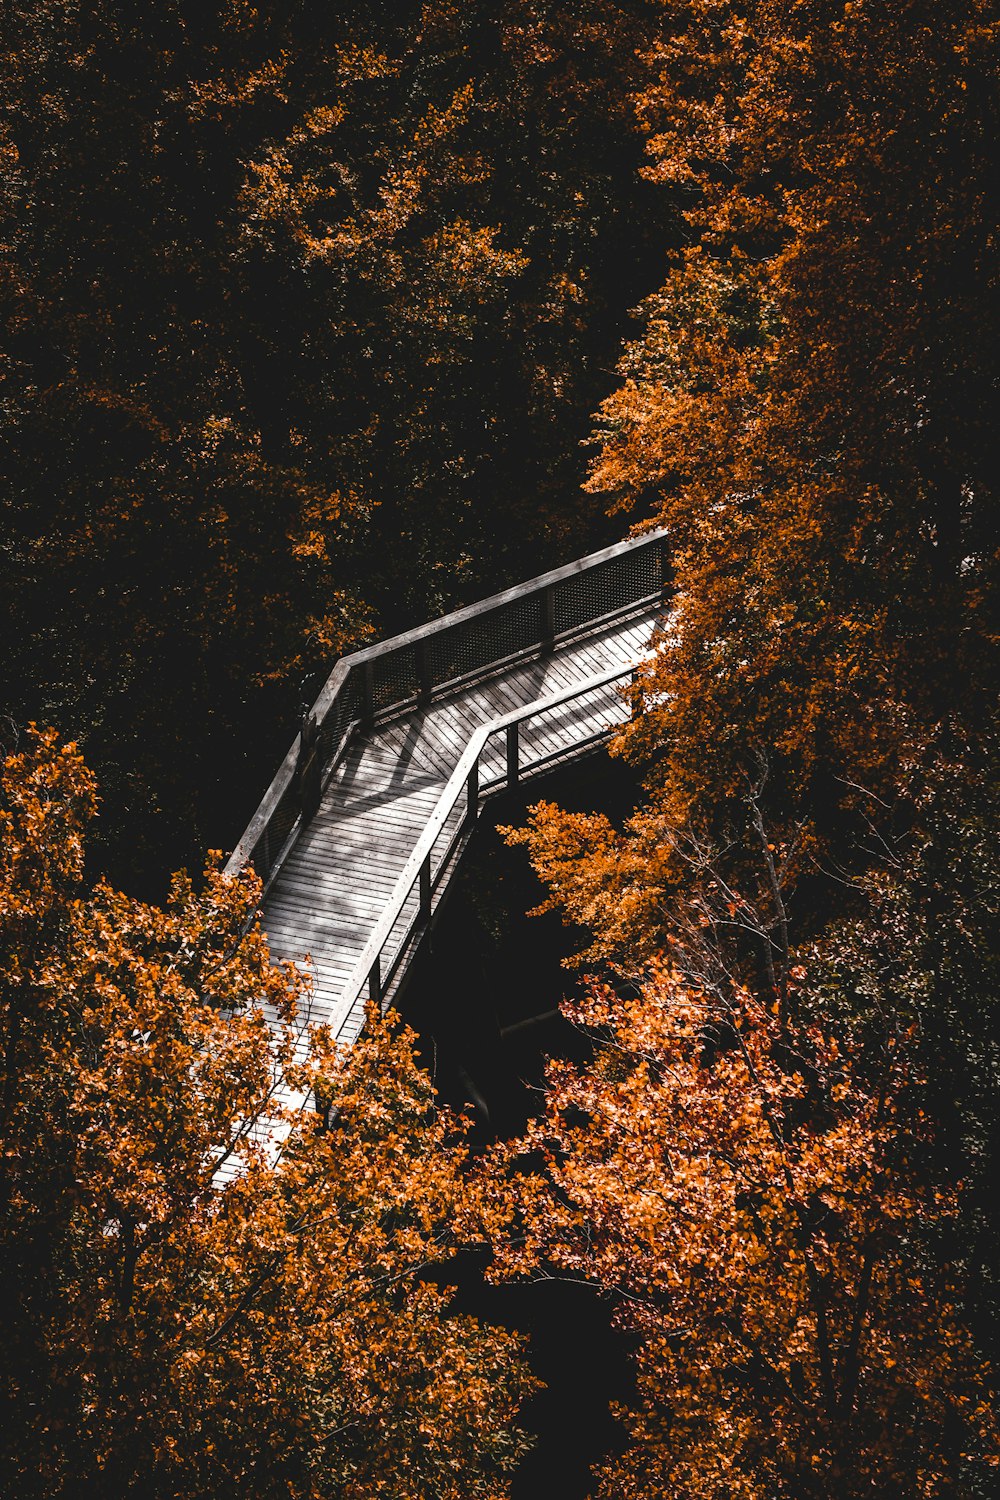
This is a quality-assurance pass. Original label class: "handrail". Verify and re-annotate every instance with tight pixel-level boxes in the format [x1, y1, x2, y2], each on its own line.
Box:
[334, 663, 632, 1038]
[225, 529, 667, 888]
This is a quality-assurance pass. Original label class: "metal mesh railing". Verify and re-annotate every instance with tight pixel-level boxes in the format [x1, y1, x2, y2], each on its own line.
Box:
[226, 529, 667, 890]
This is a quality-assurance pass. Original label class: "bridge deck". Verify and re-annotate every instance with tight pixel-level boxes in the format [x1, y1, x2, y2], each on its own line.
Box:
[226, 531, 668, 1059]
[261, 606, 658, 1046]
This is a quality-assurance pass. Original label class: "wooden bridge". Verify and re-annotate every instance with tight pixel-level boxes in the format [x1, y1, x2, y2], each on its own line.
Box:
[225, 531, 667, 1050]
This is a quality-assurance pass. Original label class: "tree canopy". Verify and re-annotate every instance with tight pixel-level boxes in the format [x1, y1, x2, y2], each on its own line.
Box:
[0, 0, 671, 887]
[0, 729, 533, 1499]
[1, 0, 998, 1493]
[586, 0, 999, 826]
[483, 2, 1000, 1492]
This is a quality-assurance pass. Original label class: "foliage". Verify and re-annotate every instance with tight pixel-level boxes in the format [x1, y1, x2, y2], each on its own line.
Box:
[0, 728, 534, 1499]
[0, 0, 670, 887]
[800, 723, 1000, 1353]
[495, 733, 1000, 1493]
[482, 955, 998, 1498]
[585, 0, 999, 826]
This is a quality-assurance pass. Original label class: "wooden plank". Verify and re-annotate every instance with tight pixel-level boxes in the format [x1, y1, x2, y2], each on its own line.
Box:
[533, 715, 620, 768]
[374, 729, 449, 780]
[266, 877, 390, 913]
[297, 801, 433, 841]
[276, 862, 405, 899]
[303, 973, 364, 1003]
[269, 868, 396, 907]
[416, 703, 478, 765]
[266, 926, 373, 959]
[264, 925, 365, 959]
[267, 868, 397, 909]
[460, 677, 525, 723]
[264, 902, 372, 942]
[263, 942, 361, 978]
[273, 874, 402, 912]
[288, 823, 420, 859]
[564, 636, 620, 672]
[492, 656, 565, 700]
[345, 754, 450, 795]
[324, 742, 444, 785]
[280, 834, 412, 870]
[281, 838, 414, 875]
[565, 634, 633, 676]
[263, 914, 364, 952]
[518, 695, 623, 771]
[261, 935, 360, 974]
[252, 624, 657, 1065]
[272, 895, 388, 930]
[323, 777, 448, 812]
[441, 688, 503, 734]
[290, 837, 414, 872]
[318, 778, 446, 817]
[306, 812, 435, 847]
[261, 942, 360, 978]
[536, 653, 586, 692]
[265, 893, 373, 929]
[293, 816, 424, 855]
[521, 717, 583, 765]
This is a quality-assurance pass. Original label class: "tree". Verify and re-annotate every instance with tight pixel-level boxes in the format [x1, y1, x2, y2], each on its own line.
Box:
[0, 728, 533, 1499]
[0, 0, 378, 884]
[482, 955, 998, 1498]
[583, 0, 999, 830]
[494, 750, 1000, 1493]
[0, 0, 671, 886]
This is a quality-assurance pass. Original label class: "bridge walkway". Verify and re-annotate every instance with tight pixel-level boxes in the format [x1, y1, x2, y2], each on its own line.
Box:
[226, 531, 667, 1053]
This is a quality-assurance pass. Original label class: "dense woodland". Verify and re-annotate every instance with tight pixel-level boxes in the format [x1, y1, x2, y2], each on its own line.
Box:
[2, 2, 999, 1497]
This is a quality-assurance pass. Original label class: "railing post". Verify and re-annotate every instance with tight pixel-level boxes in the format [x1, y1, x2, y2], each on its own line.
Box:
[419, 856, 432, 924]
[466, 761, 479, 827]
[506, 722, 520, 786]
[659, 533, 671, 598]
[368, 954, 381, 1006]
[416, 640, 432, 707]
[539, 584, 555, 654]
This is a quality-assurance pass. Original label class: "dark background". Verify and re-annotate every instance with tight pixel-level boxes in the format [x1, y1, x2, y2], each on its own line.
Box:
[400, 750, 642, 1500]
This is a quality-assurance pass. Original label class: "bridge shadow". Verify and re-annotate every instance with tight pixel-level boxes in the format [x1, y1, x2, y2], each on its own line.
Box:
[319, 652, 567, 821]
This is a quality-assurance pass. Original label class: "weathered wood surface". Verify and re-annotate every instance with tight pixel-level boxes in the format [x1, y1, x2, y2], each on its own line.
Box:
[259, 608, 660, 1045]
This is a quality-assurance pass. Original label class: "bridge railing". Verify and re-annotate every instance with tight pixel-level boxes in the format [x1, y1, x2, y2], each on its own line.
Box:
[225, 530, 666, 891]
[332, 663, 634, 1045]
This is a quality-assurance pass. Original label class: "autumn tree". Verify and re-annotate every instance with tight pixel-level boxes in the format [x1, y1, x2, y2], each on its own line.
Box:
[497, 25, 1000, 1435]
[482, 950, 998, 1496]
[0, 727, 534, 1499]
[495, 700, 1000, 1490]
[581, 0, 1000, 833]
